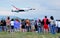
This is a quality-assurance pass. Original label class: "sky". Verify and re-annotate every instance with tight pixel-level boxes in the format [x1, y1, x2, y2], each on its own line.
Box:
[0, 0, 60, 19]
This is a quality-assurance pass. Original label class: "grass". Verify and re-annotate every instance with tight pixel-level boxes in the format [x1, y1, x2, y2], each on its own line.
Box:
[0, 32, 60, 38]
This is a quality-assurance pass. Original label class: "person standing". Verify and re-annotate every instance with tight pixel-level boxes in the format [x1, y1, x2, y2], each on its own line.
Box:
[34, 20, 38, 32]
[10, 19, 14, 32]
[42, 16, 49, 34]
[6, 17, 11, 32]
[2, 20, 6, 31]
[31, 20, 35, 32]
[0, 20, 3, 31]
[26, 19, 31, 32]
[50, 16, 56, 34]
[21, 19, 26, 32]
[14, 19, 20, 32]
[37, 19, 42, 33]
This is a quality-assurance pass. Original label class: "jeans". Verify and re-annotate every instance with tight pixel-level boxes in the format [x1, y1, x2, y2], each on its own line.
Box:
[38, 26, 42, 33]
[0, 26, 6, 32]
[51, 25, 56, 34]
[2, 26, 6, 31]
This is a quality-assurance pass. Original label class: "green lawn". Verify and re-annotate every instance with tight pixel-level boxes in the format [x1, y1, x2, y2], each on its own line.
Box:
[0, 32, 60, 38]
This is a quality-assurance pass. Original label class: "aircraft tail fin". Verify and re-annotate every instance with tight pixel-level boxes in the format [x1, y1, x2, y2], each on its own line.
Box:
[12, 5, 20, 10]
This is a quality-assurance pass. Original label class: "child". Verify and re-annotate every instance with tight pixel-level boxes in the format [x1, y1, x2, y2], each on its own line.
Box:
[11, 19, 14, 32]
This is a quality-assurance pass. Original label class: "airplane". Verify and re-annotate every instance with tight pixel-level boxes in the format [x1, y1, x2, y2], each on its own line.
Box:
[11, 5, 35, 13]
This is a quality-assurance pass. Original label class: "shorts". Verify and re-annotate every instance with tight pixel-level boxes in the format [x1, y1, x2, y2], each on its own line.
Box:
[11, 26, 14, 29]
[44, 25, 48, 29]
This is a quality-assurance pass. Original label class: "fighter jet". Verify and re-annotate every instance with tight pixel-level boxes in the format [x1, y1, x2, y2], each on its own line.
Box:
[11, 5, 35, 13]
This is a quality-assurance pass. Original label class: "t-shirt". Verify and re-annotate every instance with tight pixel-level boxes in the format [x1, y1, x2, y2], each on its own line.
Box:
[11, 21, 14, 26]
[14, 21, 20, 29]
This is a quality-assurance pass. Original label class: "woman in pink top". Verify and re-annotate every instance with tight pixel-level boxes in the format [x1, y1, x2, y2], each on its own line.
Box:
[6, 17, 11, 32]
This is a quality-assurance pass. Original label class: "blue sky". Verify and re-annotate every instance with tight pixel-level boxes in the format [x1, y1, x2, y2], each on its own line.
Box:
[0, 0, 60, 19]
